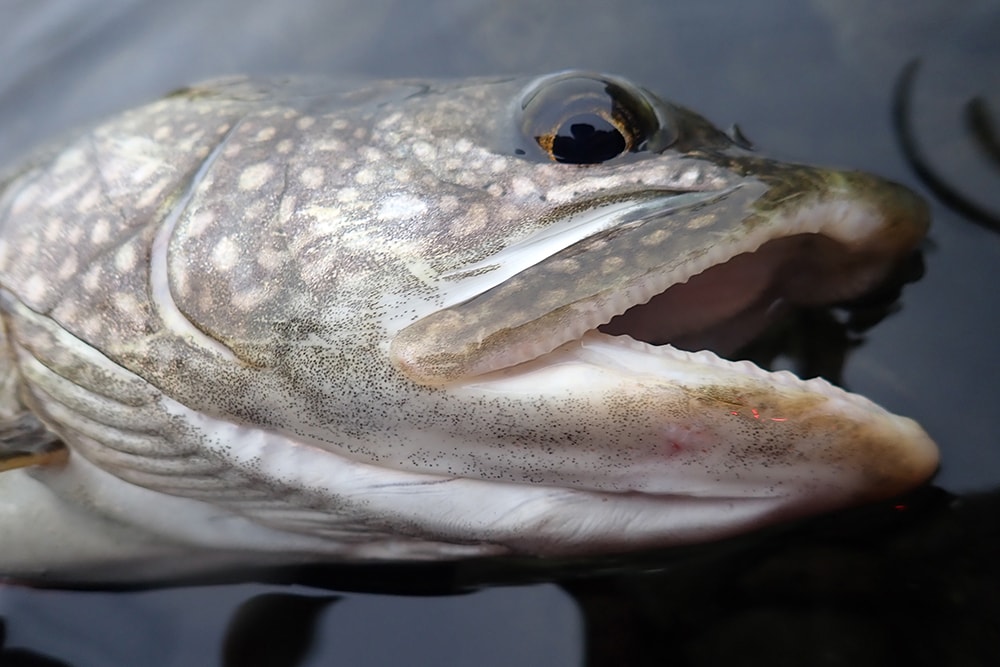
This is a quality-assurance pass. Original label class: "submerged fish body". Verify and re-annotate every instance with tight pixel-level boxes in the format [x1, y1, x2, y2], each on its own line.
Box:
[0, 71, 937, 582]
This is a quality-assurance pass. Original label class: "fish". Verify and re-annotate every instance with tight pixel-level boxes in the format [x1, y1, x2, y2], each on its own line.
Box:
[0, 71, 938, 583]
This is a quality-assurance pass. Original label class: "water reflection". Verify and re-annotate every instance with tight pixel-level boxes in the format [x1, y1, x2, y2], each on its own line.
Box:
[894, 61, 1000, 230]
[4, 483, 997, 666]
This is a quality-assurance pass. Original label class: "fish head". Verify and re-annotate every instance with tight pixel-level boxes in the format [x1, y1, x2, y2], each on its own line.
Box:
[376, 71, 938, 528]
[0, 70, 938, 575]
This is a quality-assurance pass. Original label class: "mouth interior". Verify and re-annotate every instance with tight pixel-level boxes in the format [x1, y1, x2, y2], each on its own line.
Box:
[594, 232, 884, 366]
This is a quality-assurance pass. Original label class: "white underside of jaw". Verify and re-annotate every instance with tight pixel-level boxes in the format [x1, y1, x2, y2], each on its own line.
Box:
[39, 379, 781, 562]
[124, 385, 797, 556]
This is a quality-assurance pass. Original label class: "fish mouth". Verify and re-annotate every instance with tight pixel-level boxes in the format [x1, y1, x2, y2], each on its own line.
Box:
[389, 164, 938, 512]
[390, 166, 930, 389]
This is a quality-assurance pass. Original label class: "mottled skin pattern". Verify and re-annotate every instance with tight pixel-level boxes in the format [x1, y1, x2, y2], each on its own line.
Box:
[0, 72, 938, 582]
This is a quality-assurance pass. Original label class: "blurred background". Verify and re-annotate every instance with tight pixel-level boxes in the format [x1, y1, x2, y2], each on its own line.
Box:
[0, 1, 997, 665]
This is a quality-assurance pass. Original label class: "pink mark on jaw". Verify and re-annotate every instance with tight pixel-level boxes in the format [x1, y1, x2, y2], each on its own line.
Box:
[655, 440, 687, 459]
[657, 423, 711, 458]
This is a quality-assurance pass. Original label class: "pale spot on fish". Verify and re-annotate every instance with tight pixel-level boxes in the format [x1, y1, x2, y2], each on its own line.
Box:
[360, 147, 383, 163]
[47, 171, 90, 207]
[337, 188, 359, 204]
[378, 194, 427, 221]
[239, 162, 275, 191]
[550, 258, 581, 274]
[315, 138, 344, 152]
[82, 266, 102, 293]
[459, 204, 488, 236]
[254, 127, 277, 142]
[454, 138, 472, 154]
[153, 125, 172, 141]
[20, 237, 38, 259]
[603, 256, 625, 272]
[66, 225, 84, 245]
[257, 247, 284, 271]
[278, 195, 297, 224]
[233, 287, 268, 311]
[687, 214, 716, 230]
[548, 176, 626, 204]
[300, 167, 325, 190]
[354, 168, 376, 186]
[674, 166, 704, 189]
[510, 176, 540, 199]
[43, 217, 65, 244]
[296, 116, 315, 131]
[115, 244, 138, 273]
[244, 199, 268, 222]
[56, 302, 77, 324]
[91, 219, 111, 245]
[412, 142, 436, 161]
[77, 186, 102, 214]
[300, 206, 345, 240]
[187, 209, 215, 237]
[128, 159, 161, 187]
[276, 139, 295, 154]
[393, 169, 412, 184]
[299, 256, 334, 288]
[114, 292, 145, 325]
[52, 147, 86, 176]
[173, 265, 189, 297]
[137, 176, 173, 210]
[21, 274, 47, 304]
[80, 315, 103, 339]
[211, 236, 239, 271]
[641, 229, 673, 246]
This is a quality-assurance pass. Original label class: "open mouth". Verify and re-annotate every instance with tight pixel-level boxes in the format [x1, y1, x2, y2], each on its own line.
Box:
[390, 173, 929, 389]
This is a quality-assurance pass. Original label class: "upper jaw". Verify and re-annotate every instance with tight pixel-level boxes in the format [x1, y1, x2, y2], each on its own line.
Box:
[389, 161, 930, 388]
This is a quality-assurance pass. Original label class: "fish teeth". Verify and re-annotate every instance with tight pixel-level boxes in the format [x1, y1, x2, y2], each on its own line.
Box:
[581, 331, 884, 412]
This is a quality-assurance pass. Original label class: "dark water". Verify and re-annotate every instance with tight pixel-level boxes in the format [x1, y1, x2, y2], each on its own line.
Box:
[0, 1, 997, 665]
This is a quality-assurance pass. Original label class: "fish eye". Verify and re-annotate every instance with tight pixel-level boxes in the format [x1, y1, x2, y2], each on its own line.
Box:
[518, 74, 674, 164]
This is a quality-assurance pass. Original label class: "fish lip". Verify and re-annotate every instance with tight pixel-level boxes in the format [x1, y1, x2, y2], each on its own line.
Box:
[390, 165, 928, 387]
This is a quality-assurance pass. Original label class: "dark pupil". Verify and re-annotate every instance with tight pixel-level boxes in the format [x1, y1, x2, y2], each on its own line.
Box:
[549, 113, 626, 164]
